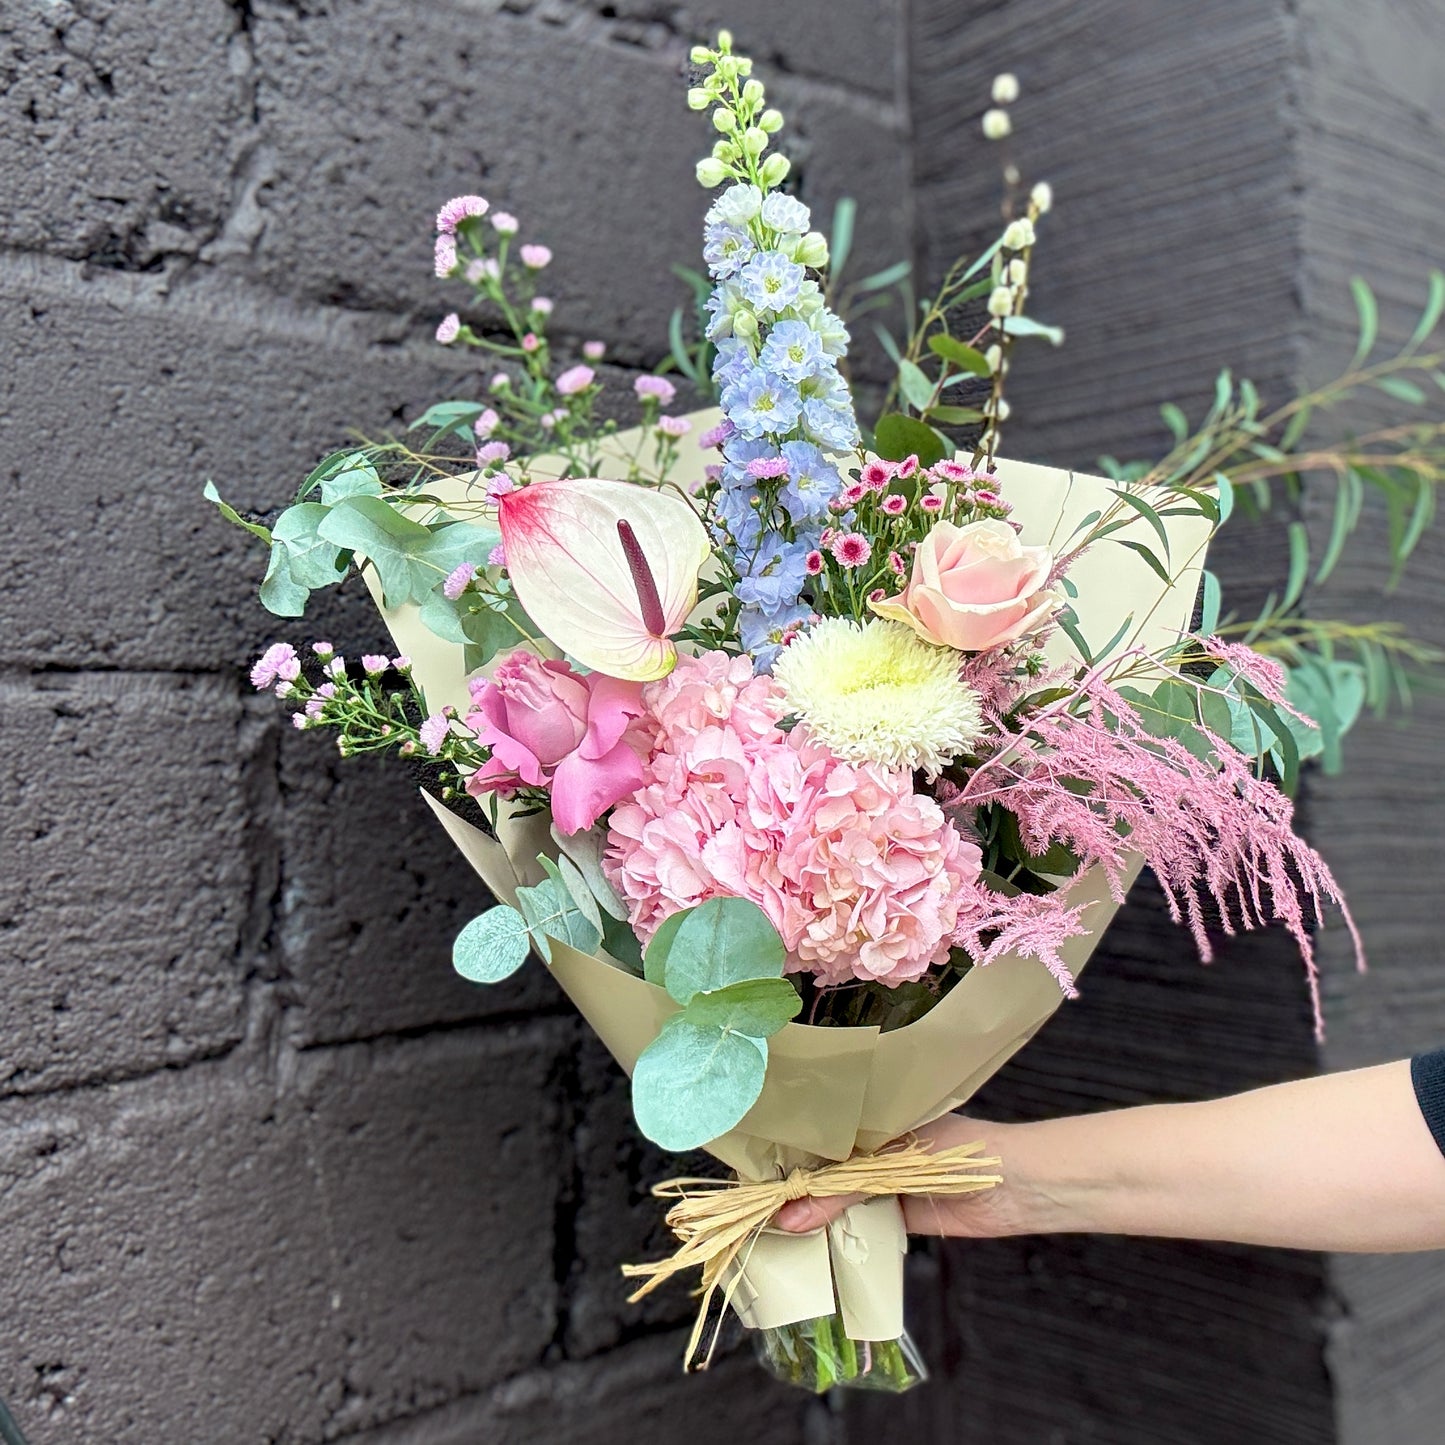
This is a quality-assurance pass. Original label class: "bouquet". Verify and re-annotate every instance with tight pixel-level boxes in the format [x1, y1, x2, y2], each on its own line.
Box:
[211, 34, 1445, 1393]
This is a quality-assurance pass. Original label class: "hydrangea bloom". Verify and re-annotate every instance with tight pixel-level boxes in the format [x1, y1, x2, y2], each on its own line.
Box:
[605, 652, 981, 983]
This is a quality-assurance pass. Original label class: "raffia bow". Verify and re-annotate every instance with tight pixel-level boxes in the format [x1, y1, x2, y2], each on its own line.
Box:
[622, 1136, 1003, 1370]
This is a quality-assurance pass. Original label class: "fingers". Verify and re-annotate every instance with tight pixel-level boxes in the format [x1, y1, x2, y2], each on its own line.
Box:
[773, 1191, 867, 1233]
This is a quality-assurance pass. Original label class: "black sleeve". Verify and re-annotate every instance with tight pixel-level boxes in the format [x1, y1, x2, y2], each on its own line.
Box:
[1410, 1050, 1445, 1158]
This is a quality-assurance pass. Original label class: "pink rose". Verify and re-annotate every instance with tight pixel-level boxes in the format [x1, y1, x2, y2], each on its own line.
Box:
[870, 518, 1061, 652]
[464, 652, 648, 834]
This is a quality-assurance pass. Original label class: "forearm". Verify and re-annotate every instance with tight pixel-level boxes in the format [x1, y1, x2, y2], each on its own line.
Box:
[988, 1061, 1445, 1252]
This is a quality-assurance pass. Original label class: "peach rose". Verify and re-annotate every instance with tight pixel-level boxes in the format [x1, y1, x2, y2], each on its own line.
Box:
[869, 518, 1061, 652]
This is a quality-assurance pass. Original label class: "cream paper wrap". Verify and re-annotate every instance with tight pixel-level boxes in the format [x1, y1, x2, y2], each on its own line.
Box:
[362, 410, 1209, 1343]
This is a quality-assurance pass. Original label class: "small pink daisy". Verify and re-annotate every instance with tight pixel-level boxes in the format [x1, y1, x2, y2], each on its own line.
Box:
[830, 532, 871, 568]
[583, 340, 606, 360]
[521, 332, 541, 353]
[859, 459, 895, 492]
[920, 494, 945, 512]
[896, 454, 920, 479]
[933, 460, 973, 484]
[837, 482, 867, 507]
[867, 587, 888, 603]
[804, 549, 824, 576]
[699, 420, 734, 450]
[880, 494, 907, 516]
[888, 550, 907, 576]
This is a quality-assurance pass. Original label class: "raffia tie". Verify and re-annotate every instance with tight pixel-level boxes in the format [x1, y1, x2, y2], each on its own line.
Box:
[621, 1136, 1003, 1371]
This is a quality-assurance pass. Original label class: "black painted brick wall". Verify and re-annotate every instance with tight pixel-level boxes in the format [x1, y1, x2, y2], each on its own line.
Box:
[2, 2, 1442, 1442]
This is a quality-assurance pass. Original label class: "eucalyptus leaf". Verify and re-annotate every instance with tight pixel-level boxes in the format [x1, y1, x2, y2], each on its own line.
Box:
[631, 1016, 767, 1151]
[643, 908, 689, 987]
[204, 481, 272, 544]
[259, 541, 309, 616]
[408, 400, 485, 438]
[320, 454, 384, 505]
[1001, 315, 1065, 345]
[317, 494, 435, 606]
[662, 897, 787, 1005]
[272, 503, 348, 588]
[551, 823, 628, 920]
[420, 520, 503, 575]
[453, 905, 531, 983]
[681, 977, 802, 1039]
[513, 878, 601, 964]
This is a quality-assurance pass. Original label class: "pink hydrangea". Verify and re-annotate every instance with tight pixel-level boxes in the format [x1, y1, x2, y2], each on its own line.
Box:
[605, 652, 981, 984]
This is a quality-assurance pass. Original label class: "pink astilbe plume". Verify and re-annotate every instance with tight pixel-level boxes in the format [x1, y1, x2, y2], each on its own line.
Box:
[945, 668, 1363, 1037]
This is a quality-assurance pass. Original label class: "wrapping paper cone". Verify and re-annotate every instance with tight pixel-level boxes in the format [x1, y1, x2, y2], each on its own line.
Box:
[360, 410, 1211, 1342]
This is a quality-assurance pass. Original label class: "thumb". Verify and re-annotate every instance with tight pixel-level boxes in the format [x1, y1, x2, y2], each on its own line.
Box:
[772, 1191, 867, 1233]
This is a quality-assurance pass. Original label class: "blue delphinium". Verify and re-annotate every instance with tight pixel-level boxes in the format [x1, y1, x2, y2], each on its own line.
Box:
[697, 177, 862, 669]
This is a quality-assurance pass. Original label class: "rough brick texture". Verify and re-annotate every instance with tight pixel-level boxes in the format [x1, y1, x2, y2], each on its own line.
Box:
[3, 0, 1444, 1441]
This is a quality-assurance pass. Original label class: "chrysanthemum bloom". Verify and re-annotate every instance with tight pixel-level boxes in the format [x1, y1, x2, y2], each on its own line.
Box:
[830, 532, 871, 568]
[880, 494, 907, 516]
[804, 549, 824, 576]
[250, 643, 299, 689]
[555, 364, 596, 396]
[605, 651, 981, 984]
[634, 374, 677, 406]
[772, 617, 983, 778]
[436, 194, 488, 233]
[859, 459, 894, 492]
[919, 493, 944, 512]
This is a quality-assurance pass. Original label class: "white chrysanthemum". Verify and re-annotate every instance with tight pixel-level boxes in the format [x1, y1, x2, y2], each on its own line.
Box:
[772, 618, 983, 778]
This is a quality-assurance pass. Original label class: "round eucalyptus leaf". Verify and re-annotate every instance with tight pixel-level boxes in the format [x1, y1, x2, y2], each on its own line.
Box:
[453, 906, 531, 984]
[632, 1019, 767, 1152]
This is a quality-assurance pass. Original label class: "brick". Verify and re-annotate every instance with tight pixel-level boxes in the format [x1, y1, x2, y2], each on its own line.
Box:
[0, 672, 252, 1095]
[0, 1025, 563, 1443]
[275, 738, 561, 1046]
[0, 0, 251, 264]
[564, 1033, 697, 1355]
[0, 254, 470, 671]
[246, 1, 910, 353]
[341, 1336, 820, 1445]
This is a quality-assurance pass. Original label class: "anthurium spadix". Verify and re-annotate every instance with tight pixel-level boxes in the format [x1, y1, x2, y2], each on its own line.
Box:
[496, 477, 711, 681]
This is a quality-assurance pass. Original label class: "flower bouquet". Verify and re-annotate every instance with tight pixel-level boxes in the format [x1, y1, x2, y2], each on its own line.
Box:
[212, 33, 1445, 1392]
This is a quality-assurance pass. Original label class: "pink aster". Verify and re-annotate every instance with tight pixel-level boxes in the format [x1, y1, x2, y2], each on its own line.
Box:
[880, 494, 907, 516]
[361, 654, 390, 675]
[250, 643, 299, 689]
[477, 441, 512, 470]
[520, 244, 552, 269]
[443, 562, 477, 600]
[473, 408, 500, 438]
[699, 419, 735, 450]
[830, 532, 871, 568]
[418, 713, 452, 756]
[555, 364, 596, 396]
[933, 460, 973, 484]
[531, 296, 554, 316]
[919, 493, 945, 512]
[658, 415, 692, 438]
[466, 257, 499, 284]
[583, 340, 606, 360]
[634, 375, 677, 406]
[837, 482, 867, 507]
[490, 211, 519, 235]
[488, 542, 506, 567]
[436, 194, 488, 233]
[521, 332, 541, 353]
[435, 313, 461, 344]
[746, 455, 789, 479]
[896, 454, 921, 479]
[434, 235, 458, 278]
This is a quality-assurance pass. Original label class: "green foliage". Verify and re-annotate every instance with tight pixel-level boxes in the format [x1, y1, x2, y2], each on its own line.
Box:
[873, 413, 948, 467]
[631, 897, 800, 1151]
[632, 1018, 768, 1152]
[453, 905, 532, 982]
[512, 877, 602, 964]
[203, 481, 271, 543]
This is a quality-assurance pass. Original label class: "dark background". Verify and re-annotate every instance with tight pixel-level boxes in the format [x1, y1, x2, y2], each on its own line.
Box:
[3, 1, 1444, 1441]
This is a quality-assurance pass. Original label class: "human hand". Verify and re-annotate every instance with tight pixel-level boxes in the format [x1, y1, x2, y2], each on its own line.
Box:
[773, 1113, 1044, 1238]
